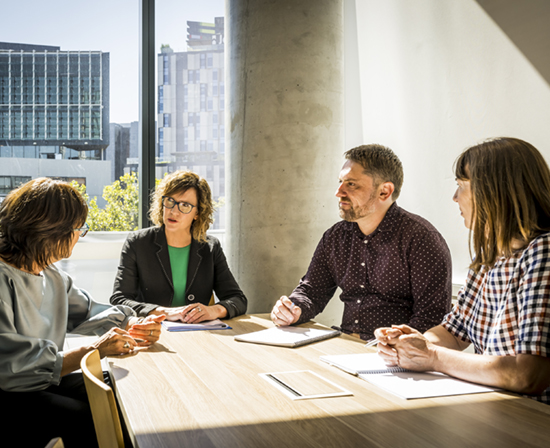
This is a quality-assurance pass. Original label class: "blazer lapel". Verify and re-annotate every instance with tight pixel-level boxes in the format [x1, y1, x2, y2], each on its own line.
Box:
[185, 238, 202, 294]
[155, 227, 173, 287]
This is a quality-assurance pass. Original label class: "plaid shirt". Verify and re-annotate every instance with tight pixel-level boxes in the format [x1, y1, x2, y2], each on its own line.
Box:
[443, 233, 550, 404]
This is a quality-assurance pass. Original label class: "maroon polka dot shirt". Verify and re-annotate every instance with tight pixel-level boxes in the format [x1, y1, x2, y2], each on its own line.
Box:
[290, 203, 452, 339]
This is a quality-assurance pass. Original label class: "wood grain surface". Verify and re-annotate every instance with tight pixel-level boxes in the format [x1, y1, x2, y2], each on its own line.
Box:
[107, 314, 550, 448]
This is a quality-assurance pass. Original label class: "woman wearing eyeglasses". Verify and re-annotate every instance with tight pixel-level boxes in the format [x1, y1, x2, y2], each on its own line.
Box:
[0, 177, 164, 447]
[110, 170, 247, 324]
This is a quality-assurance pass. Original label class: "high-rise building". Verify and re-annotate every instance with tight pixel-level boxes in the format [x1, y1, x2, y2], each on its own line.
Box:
[157, 17, 225, 228]
[0, 42, 111, 203]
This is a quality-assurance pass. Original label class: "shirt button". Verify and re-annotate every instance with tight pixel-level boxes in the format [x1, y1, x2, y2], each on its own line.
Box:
[188, 294, 195, 301]
[363, 240, 368, 244]
[355, 320, 359, 324]
[361, 263, 365, 266]
[357, 300, 361, 304]
[360, 285, 365, 288]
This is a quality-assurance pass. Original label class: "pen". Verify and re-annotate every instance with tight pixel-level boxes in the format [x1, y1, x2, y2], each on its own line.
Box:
[364, 338, 378, 347]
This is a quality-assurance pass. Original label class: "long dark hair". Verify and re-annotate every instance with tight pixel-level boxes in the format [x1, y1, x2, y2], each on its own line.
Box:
[0, 178, 88, 272]
[455, 137, 550, 272]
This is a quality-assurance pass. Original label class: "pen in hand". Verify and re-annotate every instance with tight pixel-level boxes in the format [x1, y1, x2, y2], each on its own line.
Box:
[364, 338, 378, 348]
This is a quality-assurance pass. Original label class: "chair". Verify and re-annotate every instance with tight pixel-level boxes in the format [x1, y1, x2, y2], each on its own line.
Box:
[45, 438, 64, 448]
[81, 349, 125, 448]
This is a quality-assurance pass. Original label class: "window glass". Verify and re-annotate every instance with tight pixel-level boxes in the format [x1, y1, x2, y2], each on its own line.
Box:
[0, 1, 139, 230]
[157, 0, 225, 230]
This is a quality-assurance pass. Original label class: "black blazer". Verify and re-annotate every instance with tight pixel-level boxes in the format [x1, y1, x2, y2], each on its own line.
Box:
[110, 226, 247, 318]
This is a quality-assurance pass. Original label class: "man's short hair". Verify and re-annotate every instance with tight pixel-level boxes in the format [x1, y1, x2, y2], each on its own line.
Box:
[344, 144, 404, 200]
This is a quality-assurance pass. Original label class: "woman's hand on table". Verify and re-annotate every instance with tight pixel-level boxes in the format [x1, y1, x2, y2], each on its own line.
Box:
[153, 303, 227, 324]
[374, 324, 437, 371]
[92, 327, 139, 357]
[127, 314, 166, 346]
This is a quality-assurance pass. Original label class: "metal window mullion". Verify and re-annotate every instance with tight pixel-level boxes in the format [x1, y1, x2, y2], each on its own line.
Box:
[8, 51, 11, 140]
[32, 50, 35, 140]
[88, 51, 92, 140]
[56, 51, 59, 140]
[19, 51, 23, 140]
[139, 0, 156, 228]
[78, 51, 81, 141]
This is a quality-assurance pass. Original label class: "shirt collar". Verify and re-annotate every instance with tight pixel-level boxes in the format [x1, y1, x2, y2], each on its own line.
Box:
[376, 202, 400, 233]
[351, 201, 400, 238]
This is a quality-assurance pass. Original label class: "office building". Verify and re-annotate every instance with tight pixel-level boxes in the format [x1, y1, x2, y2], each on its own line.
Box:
[0, 42, 111, 203]
[157, 17, 225, 228]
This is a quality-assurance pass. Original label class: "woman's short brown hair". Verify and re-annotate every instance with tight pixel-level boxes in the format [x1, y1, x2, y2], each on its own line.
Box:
[0, 177, 88, 272]
[149, 171, 214, 242]
[455, 137, 550, 272]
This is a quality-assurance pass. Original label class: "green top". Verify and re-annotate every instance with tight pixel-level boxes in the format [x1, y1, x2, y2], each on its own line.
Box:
[168, 244, 191, 307]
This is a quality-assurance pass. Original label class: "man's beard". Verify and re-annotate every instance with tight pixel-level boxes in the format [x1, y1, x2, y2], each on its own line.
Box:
[338, 193, 377, 222]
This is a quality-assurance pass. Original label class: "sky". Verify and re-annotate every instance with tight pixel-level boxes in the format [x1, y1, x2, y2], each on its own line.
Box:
[0, 0, 224, 123]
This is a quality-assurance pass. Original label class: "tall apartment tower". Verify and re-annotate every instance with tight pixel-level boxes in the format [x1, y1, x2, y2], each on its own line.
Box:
[0, 42, 111, 203]
[157, 17, 225, 229]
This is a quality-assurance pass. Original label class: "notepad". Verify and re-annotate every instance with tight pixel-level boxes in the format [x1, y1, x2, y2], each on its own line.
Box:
[320, 353, 411, 375]
[162, 319, 231, 332]
[234, 326, 340, 347]
[260, 370, 352, 400]
[321, 353, 496, 399]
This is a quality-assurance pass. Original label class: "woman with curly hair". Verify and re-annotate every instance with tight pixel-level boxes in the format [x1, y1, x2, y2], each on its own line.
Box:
[110, 170, 247, 323]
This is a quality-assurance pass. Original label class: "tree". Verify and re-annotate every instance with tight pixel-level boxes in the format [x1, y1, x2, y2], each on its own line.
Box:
[73, 172, 224, 232]
[72, 172, 139, 231]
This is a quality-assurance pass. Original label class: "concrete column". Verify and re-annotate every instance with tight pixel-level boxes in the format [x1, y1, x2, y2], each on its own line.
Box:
[227, 0, 344, 313]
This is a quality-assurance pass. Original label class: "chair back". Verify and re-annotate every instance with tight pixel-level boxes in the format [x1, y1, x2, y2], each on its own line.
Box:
[81, 349, 125, 448]
[45, 437, 64, 448]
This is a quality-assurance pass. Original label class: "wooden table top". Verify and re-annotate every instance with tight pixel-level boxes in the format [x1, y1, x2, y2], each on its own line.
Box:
[107, 314, 550, 448]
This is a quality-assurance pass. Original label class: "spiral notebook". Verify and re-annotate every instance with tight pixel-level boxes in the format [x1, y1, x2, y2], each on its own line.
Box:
[320, 353, 411, 375]
[320, 353, 495, 399]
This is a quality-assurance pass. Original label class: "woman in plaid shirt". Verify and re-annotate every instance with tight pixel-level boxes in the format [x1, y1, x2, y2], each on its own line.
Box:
[375, 137, 550, 404]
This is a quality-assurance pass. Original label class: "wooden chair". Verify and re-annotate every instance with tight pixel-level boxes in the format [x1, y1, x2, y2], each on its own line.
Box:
[81, 349, 125, 448]
[45, 437, 64, 448]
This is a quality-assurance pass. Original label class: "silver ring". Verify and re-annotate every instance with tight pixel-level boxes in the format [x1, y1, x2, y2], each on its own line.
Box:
[149, 330, 153, 336]
[197, 307, 202, 312]
[123, 342, 130, 349]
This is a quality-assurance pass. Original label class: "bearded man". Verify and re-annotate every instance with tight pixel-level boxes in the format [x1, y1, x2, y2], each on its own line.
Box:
[270, 144, 452, 340]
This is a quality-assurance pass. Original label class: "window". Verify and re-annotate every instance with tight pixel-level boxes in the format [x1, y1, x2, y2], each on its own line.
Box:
[48, 176, 86, 186]
[0, 175, 31, 195]
[163, 54, 170, 84]
[158, 85, 164, 113]
[0, 1, 137, 225]
[163, 113, 171, 127]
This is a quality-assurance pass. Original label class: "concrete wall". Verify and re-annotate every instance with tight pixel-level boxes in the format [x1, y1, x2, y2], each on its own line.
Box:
[227, 0, 344, 314]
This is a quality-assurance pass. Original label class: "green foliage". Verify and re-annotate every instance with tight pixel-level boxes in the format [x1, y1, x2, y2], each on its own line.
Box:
[72, 172, 224, 232]
[72, 172, 139, 232]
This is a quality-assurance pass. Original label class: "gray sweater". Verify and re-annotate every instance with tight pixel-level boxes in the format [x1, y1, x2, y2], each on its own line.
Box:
[0, 260, 135, 392]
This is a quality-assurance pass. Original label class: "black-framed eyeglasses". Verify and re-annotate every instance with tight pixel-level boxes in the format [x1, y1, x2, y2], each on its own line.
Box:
[74, 222, 89, 238]
[162, 196, 197, 215]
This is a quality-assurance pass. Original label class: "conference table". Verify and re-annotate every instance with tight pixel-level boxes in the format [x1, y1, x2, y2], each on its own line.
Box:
[107, 314, 550, 448]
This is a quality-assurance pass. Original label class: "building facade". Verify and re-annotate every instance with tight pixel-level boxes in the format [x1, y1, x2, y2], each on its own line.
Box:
[0, 42, 111, 203]
[157, 17, 226, 228]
